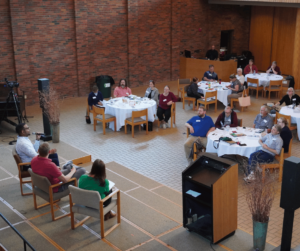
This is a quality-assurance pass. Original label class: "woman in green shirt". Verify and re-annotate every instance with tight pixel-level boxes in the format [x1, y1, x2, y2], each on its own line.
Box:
[79, 159, 116, 220]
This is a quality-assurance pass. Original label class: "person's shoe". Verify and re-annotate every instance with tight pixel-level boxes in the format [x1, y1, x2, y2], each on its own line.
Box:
[105, 211, 116, 221]
[162, 123, 166, 129]
[244, 172, 255, 182]
[165, 123, 169, 128]
[62, 161, 73, 171]
[160, 123, 163, 128]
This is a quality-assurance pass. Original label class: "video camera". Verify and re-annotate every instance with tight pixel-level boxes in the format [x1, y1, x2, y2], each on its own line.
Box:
[4, 78, 19, 89]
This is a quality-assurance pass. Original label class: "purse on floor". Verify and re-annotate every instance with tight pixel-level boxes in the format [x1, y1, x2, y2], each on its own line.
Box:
[239, 89, 251, 107]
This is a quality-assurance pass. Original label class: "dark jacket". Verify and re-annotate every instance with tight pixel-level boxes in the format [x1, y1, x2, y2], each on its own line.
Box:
[215, 111, 238, 128]
[280, 126, 292, 153]
[279, 94, 300, 106]
[88, 91, 103, 107]
[186, 82, 203, 98]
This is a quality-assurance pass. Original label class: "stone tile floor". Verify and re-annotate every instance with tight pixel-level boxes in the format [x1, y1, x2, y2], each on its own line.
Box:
[0, 80, 300, 248]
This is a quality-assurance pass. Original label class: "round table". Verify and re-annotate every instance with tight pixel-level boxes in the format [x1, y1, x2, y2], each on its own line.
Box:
[206, 127, 262, 158]
[279, 106, 300, 140]
[245, 73, 283, 87]
[103, 98, 157, 131]
[197, 81, 232, 106]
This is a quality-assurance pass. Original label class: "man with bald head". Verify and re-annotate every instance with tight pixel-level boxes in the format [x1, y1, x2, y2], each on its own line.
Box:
[205, 45, 218, 60]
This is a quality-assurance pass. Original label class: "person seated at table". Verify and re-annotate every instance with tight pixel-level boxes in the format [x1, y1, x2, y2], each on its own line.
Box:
[205, 45, 218, 60]
[275, 87, 300, 106]
[244, 125, 283, 181]
[243, 59, 258, 75]
[88, 85, 103, 110]
[31, 143, 86, 192]
[236, 68, 245, 84]
[114, 79, 132, 98]
[144, 80, 159, 105]
[226, 74, 243, 106]
[215, 106, 238, 128]
[266, 61, 281, 75]
[15, 123, 59, 170]
[277, 117, 292, 154]
[157, 85, 177, 129]
[253, 105, 274, 133]
[184, 107, 215, 162]
[79, 159, 116, 220]
[187, 77, 203, 110]
[203, 65, 218, 81]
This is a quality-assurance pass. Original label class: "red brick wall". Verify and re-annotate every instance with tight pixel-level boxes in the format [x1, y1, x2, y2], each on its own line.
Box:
[0, 0, 250, 105]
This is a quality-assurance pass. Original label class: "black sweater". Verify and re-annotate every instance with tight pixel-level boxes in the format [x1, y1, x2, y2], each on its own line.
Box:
[280, 126, 292, 153]
[279, 94, 300, 106]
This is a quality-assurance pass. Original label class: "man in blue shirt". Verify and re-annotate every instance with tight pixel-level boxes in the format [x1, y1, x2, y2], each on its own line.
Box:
[88, 85, 104, 110]
[203, 65, 218, 81]
[184, 107, 215, 161]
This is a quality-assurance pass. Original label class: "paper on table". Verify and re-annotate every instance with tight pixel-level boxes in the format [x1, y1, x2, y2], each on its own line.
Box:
[108, 180, 115, 190]
[186, 190, 201, 197]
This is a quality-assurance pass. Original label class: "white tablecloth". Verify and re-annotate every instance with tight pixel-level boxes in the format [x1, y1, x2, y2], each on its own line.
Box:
[103, 98, 156, 131]
[206, 127, 262, 158]
[279, 106, 300, 140]
[245, 73, 283, 87]
[197, 81, 232, 106]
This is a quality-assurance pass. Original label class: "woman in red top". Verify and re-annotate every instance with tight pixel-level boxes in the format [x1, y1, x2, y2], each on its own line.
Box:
[157, 86, 177, 129]
[266, 61, 281, 75]
[244, 59, 258, 75]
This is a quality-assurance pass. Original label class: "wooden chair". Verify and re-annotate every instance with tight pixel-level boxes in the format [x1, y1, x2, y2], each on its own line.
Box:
[275, 112, 297, 138]
[247, 77, 263, 99]
[231, 89, 248, 112]
[69, 185, 121, 239]
[125, 109, 148, 138]
[157, 103, 176, 128]
[93, 106, 116, 135]
[263, 80, 282, 100]
[237, 119, 242, 127]
[186, 128, 206, 159]
[196, 90, 217, 112]
[28, 168, 77, 221]
[11, 146, 32, 196]
[178, 78, 191, 99]
[182, 85, 196, 110]
[260, 138, 292, 182]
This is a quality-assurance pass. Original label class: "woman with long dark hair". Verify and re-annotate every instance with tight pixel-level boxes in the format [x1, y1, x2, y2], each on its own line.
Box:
[79, 159, 116, 220]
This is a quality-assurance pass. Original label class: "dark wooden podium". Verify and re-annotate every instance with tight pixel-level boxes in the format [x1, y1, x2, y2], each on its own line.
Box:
[182, 153, 238, 243]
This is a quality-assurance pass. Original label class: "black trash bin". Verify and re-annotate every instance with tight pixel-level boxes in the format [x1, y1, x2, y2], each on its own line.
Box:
[95, 75, 115, 99]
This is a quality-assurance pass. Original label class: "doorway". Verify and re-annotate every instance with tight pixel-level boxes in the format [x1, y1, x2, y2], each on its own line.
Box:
[220, 30, 233, 55]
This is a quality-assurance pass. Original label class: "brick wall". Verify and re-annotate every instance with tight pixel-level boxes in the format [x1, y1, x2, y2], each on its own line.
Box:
[0, 0, 250, 105]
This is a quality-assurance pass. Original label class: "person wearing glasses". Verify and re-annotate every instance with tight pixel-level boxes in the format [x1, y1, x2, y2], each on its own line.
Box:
[15, 123, 59, 170]
[144, 80, 159, 105]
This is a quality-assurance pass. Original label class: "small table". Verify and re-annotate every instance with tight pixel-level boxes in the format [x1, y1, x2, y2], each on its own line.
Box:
[103, 98, 157, 131]
[197, 81, 232, 107]
[206, 127, 262, 158]
[279, 106, 300, 140]
[245, 73, 283, 88]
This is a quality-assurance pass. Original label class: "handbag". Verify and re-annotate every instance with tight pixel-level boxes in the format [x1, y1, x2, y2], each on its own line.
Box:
[143, 122, 153, 131]
[238, 89, 251, 107]
[86, 107, 91, 124]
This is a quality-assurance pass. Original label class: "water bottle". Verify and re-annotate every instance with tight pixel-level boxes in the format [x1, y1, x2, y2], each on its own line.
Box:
[110, 97, 113, 104]
[253, 70, 256, 75]
[220, 121, 224, 129]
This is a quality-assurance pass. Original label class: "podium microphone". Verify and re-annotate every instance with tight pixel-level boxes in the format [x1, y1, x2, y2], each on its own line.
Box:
[32, 132, 44, 136]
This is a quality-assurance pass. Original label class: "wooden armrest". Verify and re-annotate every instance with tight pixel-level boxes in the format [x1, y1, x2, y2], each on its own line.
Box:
[72, 155, 92, 165]
[49, 177, 77, 190]
[100, 189, 120, 204]
[18, 162, 31, 166]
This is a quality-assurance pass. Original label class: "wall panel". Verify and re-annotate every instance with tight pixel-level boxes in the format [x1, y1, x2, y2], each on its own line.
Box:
[249, 6, 274, 71]
[271, 7, 297, 75]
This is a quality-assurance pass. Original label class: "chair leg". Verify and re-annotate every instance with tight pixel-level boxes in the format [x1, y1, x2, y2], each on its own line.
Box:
[256, 89, 258, 99]
[183, 98, 185, 109]
[215, 102, 217, 113]
[100, 205, 105, 238]
[146, 122, 148, 135]
[139, 125, 141, 131]
[132, 125, 134, 138]
[114, 118, 116, 132]
[94, 119, 97, 131]
[20, 179, 32, 196]
[102, 121, 106, 135]
[125, 122, 127, 134]
[269, 90, 271, 100]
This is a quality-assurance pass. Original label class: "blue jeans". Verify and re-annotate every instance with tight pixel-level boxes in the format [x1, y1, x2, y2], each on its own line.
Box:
[247, 150, 274, 174]
[48, 153, 59, 167]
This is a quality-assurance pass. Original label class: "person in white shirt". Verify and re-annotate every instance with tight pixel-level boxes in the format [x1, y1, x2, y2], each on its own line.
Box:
[15, 123, 59, 170]
[236, 68, 245, 84]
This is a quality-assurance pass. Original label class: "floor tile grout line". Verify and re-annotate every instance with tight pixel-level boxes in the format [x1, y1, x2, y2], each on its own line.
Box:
[123, 186, 141, 193]
[107, 168, 182, 208]
[149, 185, 164, 191]
[0, 197, 64, 251]
[125, 238, 155, 251]
[0, 220, 25, 232]
[0, 177, 14, 182]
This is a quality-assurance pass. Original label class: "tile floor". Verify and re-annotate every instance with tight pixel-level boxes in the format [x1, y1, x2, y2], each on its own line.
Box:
[0, 80, 300, 248]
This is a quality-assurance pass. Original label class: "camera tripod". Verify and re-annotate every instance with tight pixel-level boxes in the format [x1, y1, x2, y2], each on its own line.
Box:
[0, 87, 25, 127]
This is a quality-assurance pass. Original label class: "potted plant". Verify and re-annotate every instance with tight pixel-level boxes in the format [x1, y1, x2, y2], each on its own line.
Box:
[39, 87, 60, 143]
[244, 163, 277, 251]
